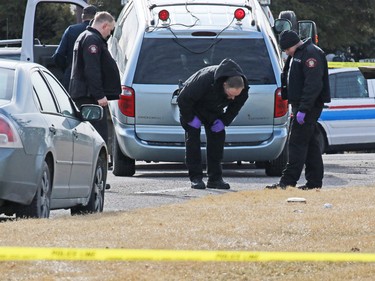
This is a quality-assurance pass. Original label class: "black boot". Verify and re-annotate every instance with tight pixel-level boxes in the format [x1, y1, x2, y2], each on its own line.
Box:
[191, 179, 206, 189]
[207, 178, 230, 189]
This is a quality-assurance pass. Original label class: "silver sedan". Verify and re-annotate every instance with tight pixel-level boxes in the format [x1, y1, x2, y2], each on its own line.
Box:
[0, 59, 108, 218]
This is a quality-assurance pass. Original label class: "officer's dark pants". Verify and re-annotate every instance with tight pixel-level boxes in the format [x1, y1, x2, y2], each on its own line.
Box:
[74, 97, 108, 145]
[181, 121, 225, 182]
[280, 118, 323, 188]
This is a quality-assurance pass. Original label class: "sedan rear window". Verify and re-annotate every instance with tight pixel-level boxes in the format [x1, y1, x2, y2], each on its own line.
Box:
[0, 67, 15, 100]
[134, 38, 276, 85]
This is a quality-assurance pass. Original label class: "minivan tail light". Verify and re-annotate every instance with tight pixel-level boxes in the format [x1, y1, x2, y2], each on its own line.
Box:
[0, 114, 22, 148]
[118, 86, 135, 117]
[274, 88, 288, 118]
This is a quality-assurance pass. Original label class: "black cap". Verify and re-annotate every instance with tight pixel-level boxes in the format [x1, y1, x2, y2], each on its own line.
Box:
[82, 5, 98, 16]
[279, 30, 300, 51]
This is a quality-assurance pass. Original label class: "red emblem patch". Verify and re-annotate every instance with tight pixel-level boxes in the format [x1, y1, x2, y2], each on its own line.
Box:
[88, 45, 98, 54]
[306, 58, 317, 68]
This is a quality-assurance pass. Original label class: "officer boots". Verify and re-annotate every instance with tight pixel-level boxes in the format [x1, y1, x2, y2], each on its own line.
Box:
[207, 178, 230, 189]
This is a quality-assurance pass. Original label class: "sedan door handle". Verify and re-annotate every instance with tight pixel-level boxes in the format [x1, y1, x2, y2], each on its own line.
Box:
[49, 126, 56, 134]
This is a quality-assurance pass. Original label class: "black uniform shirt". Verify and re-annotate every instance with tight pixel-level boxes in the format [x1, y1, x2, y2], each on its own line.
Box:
[285, 38, 331, 114]
[69, 26, 121, 101]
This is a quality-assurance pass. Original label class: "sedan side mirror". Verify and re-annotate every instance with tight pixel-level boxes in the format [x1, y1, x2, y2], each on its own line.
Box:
[80, 104, 103, 121]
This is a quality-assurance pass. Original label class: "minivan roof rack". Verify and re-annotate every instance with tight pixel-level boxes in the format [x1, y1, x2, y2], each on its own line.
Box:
[148, 1, 252, 11]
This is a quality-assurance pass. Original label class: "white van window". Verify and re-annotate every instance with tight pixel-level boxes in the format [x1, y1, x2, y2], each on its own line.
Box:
[134, 38, 276, 85]
[0, 68, 14, 100]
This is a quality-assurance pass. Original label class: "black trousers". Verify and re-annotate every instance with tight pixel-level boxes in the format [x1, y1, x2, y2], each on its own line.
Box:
[74, 97, 108, 145]
[181, 120, 225, 181]
[280, 117, 323, 187]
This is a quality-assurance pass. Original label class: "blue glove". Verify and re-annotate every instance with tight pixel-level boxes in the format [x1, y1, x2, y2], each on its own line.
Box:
[211, 119, 225, 132]
[188, 116, 201, 129]
[296, 111, 306, 125]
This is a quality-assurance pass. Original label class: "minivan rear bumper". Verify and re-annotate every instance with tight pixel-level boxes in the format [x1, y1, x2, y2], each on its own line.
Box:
[113, 120, 288, 163]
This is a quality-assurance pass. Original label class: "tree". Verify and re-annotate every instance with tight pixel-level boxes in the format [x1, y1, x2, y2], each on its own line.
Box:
[0, 1, 75, 44]
[34, 3, 75, 45]
[0, 0, 26, 40]
[88, 0, 123, 18]
[271, 0, 375, 59]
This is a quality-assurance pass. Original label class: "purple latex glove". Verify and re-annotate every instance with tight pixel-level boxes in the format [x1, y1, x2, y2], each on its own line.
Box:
[296, 111, 306, 125]
[188, 116, 201, 129]
[211, 119, 225, 132]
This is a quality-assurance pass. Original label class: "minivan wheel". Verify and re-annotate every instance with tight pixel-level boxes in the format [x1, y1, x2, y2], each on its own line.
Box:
[16, 161, 51, 219]
[112, 133, 135, 177]
[265, 142, 288, 177]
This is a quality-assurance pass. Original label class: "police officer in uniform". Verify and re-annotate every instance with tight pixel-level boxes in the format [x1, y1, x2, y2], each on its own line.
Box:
[53, 5, 98, 90]
[69, 11, 121, 147]
[177, 58, 249, 190]
[266, 30, 331, 190]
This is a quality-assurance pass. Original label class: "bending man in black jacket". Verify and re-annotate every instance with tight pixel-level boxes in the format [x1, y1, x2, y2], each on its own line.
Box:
[266, 30, 331, 190]
[177, 58, 249, 190]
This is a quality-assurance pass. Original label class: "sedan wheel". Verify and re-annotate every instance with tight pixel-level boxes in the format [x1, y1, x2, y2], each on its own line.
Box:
[71, 156, 106, 215]
[16, 161, 51, 219]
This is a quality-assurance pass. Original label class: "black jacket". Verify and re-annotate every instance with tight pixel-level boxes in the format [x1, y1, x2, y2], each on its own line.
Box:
[53, 21, 90, 71]
[69, 26, 121, 101]
[282, 38, 330, 114]
[177, 58, 249, 126]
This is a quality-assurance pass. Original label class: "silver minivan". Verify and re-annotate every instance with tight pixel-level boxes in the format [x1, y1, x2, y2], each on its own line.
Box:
[108, 0, 290, 176]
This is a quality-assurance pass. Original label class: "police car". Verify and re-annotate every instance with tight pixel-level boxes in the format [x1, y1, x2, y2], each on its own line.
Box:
[318, 67, 375, 153]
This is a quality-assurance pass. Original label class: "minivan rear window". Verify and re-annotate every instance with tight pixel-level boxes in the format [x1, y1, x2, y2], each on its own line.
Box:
[134, 38, 276, 85]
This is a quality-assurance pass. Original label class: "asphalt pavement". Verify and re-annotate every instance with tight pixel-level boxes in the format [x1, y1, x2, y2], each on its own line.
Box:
[102, 152, 375, 213]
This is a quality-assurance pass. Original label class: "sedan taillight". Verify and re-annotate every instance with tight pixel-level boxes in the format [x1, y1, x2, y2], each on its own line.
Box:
[118, 86, 135, 117]
[274, 88, 288, 118]
[0, 114, 22, 148]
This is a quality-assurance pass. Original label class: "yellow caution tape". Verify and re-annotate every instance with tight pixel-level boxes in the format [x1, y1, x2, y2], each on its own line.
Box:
[328, 61, 375, 68]
[1, 247, 375, 262]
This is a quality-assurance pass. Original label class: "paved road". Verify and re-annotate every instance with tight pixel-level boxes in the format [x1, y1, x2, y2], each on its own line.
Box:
[49, 152, 375, 217]
[104, 153, 375, 212]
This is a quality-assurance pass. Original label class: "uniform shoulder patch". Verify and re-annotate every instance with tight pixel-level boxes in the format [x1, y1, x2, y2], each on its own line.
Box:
[306, 58, 317, 68]
[88, 45, 99, 54]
